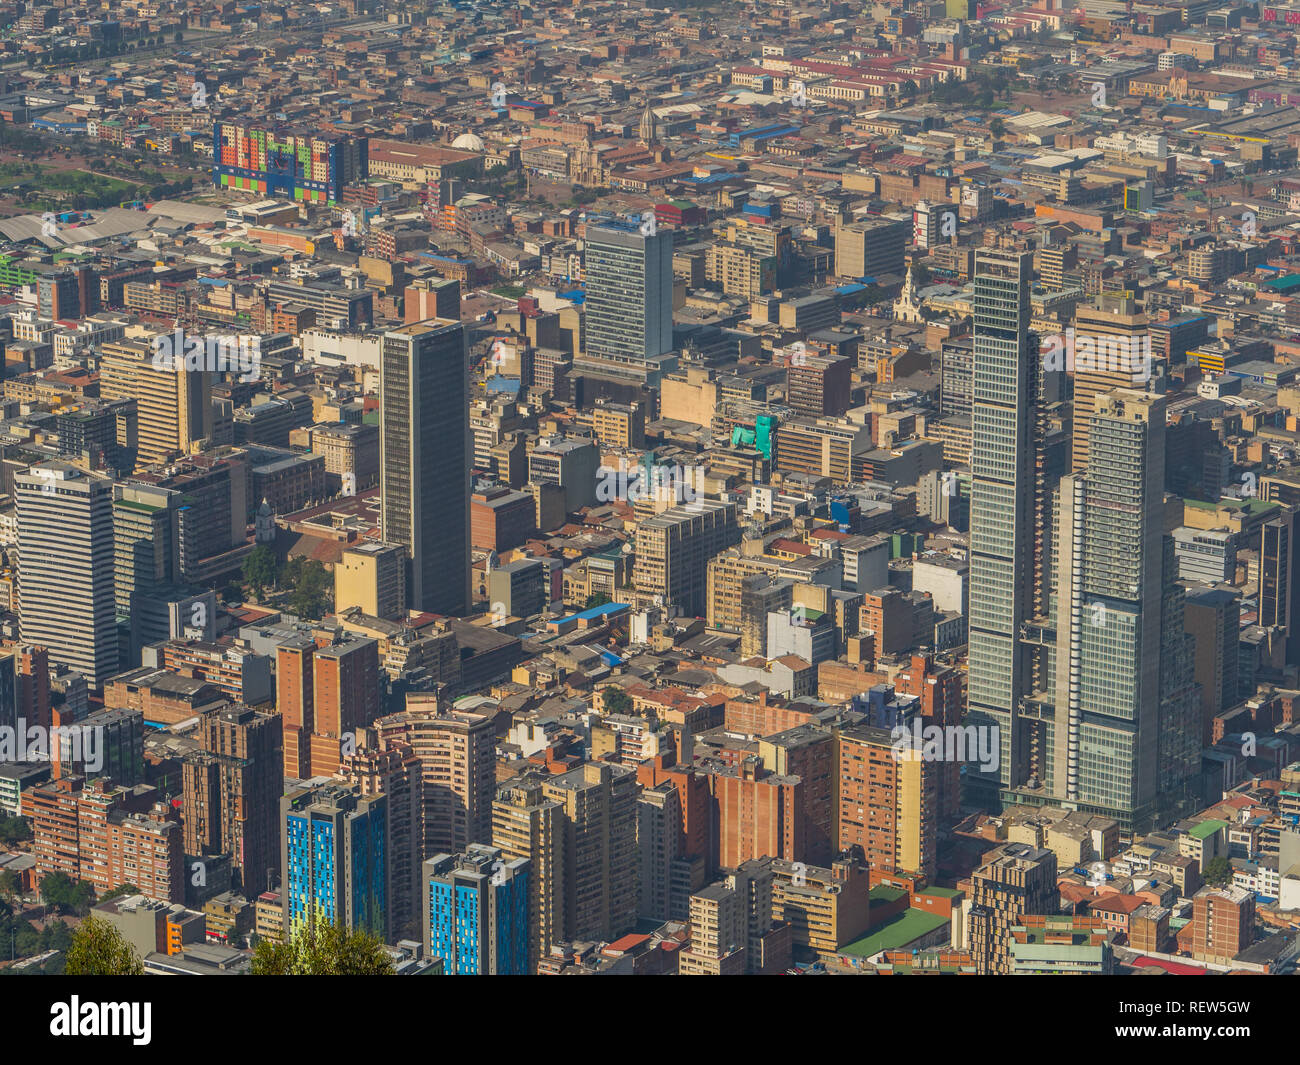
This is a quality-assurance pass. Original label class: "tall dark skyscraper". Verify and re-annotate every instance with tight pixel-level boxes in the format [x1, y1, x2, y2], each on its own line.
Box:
[380, 319, 470, 615]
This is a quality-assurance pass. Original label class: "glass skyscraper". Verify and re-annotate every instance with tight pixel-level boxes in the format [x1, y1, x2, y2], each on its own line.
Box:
[583, 221, 673, 365]
[1053, 390, 1199, 831]
[967, 250, 1037, 796]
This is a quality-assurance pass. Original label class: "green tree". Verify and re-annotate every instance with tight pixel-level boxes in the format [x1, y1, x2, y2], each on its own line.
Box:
[0, 815, 31, 847]
[286, 559, 330, 619]
[989, 116, 1006, 139]
[1203, 856, 1233, 887]
[39, 873, 95, 916]
[0, 871, 18, 902]
[584, 592, 612, 609]
[42, 919, 72, 953]
[242, 544, 278, 598]
[97, 883, 140, 904]
[601, 686, 632, 715]
[250, 911, 394, 975]
[64, 916, 145, 975]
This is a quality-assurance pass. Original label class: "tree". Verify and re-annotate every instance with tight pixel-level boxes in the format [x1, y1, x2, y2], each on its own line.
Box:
[0, 815, 31, 847]
[601, 687, 632, 715]
[989, 116, 1006, 139]
[1203, 856, 1233, 887]
[242, 544, 278, 598]
[282, 556, 330, 619]
[64, 916, 144, 975]
[97, 884, 140, 904]
[250, 912, 394, 975]
[0, 871, 18, 902]
[584, 592, 612, 609]
[38, 873, 95, 916]
[287, 560, 330, 619]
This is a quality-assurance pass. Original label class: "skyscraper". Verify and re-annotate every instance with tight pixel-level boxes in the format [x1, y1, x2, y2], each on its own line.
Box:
[966, 250, 1036, 797]
[541, 761, 638, 943]
[583, 221, 673, 364]
[966, 843, 1060, 975]
[281, 782, 389, 938]
[1053, 389, 1198, 830]
[15, 464, 119, 688]
[1069, 292, 1151, 474]
[338, 734, 424, 942]
[380, 319, 470, 615]
[99, 339, 212, 468]
[376, 702, 496, 856]
[181, 703, 283, 897]
[423, 845, 529, 975]
[492, 777, 565, 973]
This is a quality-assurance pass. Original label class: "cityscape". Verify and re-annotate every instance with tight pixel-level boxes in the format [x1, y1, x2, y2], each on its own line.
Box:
[0, 0, 1293, 996]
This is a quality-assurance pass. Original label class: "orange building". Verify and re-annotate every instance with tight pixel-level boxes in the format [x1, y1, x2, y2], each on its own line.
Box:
[708, 756, 804, 869]
[27, 776, 183, 902]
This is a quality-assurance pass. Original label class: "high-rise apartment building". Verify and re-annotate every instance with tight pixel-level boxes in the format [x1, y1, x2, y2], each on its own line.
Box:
[492, 777, 565, 973]
[541, 761, 638, 943]
[28, 776, 183, 902]
[895, 653, 964, 824]
[966, 843, 1059, 975]
[376, 702, 496, 856]
[15, 464, 119, 688]
[634, 500, 740, 618]
[278, 636, 379, 779]
[758, 725, 834, 866]
[337, 734, 424, 941]
[708, 755, 804, 869]
[380, 319, 470, 615]
[281, 782, 389, 938]
[583, 221, 673, 364]
[422, 844, 529, 975]
[834, 723, 937, 878]
[636, 780, 681, 924]
[181, 703, 283, 897]
[679, 882, 748, 975]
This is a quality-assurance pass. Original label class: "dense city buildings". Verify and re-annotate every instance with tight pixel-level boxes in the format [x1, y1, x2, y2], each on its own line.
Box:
[0, 0, 1296, 995]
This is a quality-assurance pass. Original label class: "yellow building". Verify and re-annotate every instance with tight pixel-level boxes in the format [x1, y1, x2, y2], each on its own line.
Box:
[99, 339, 212, 467]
